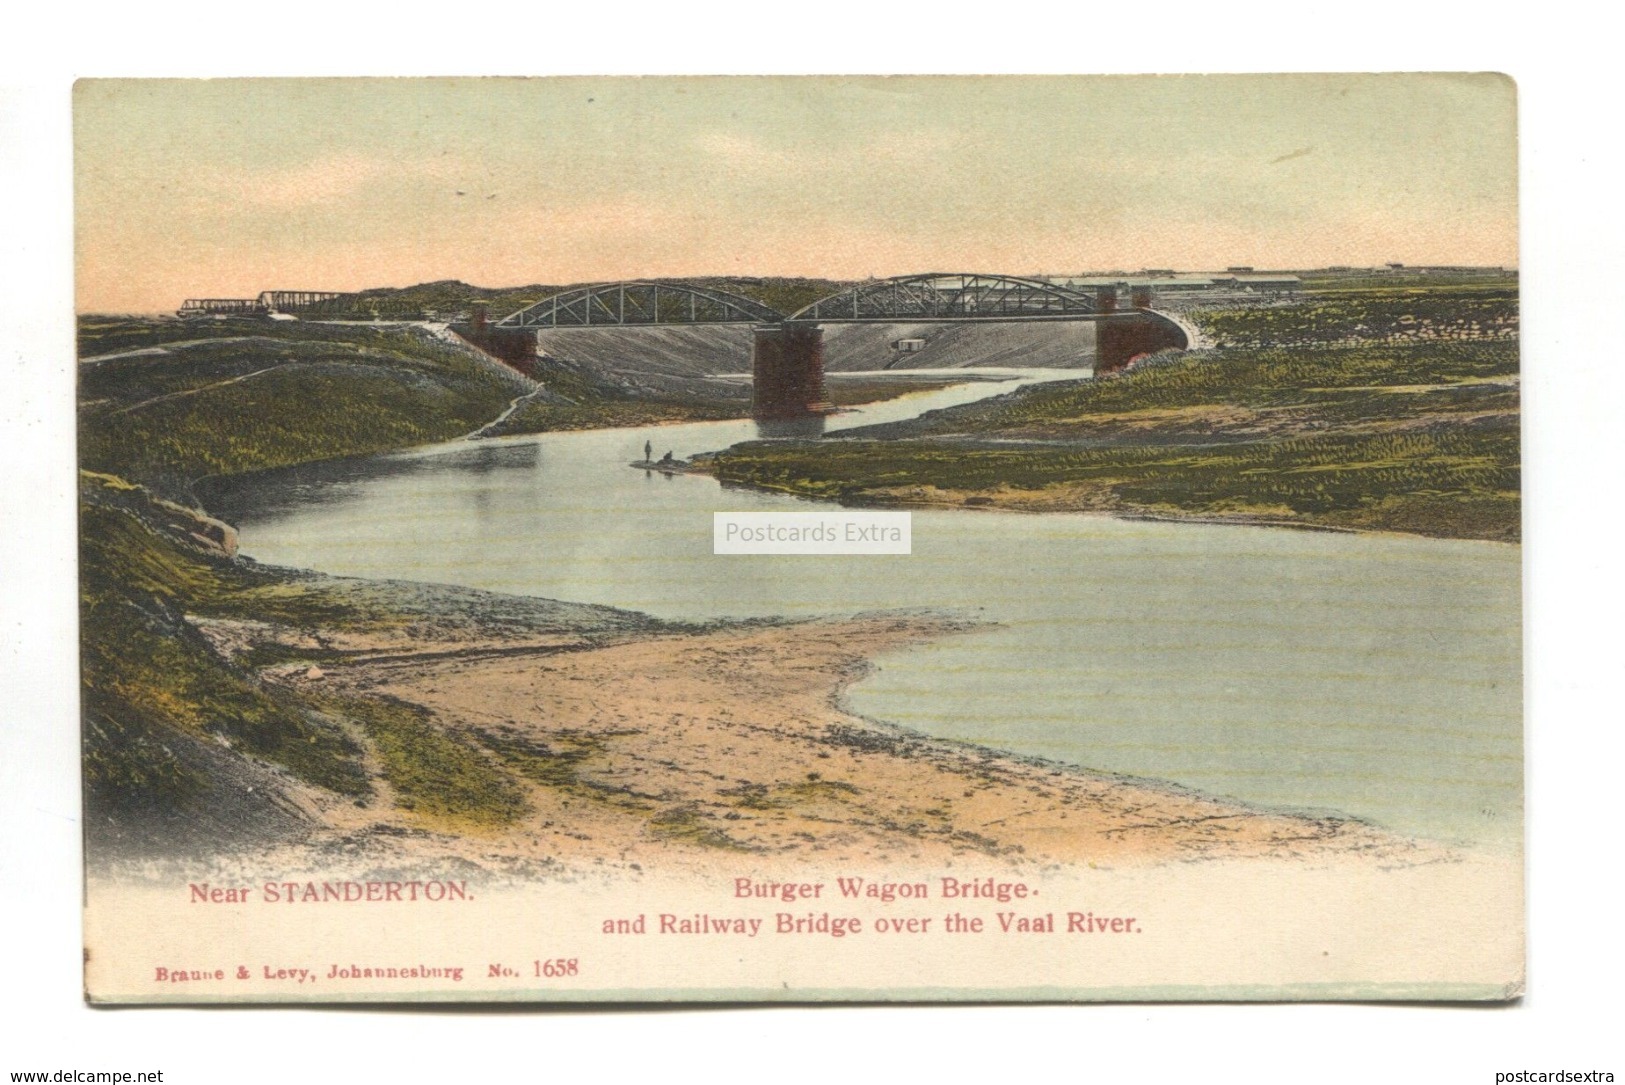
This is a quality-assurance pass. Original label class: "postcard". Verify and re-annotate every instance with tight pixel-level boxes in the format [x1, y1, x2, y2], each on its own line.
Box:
[76, 74, 1521, 1002]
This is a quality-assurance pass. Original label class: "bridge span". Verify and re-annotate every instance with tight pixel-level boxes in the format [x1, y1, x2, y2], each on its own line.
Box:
[178, 290, 349, 319]
[789, 273, 1101, 322]
[462, 273, 1190, 419]
[494, 281, 784, 328]
[182, 274, 1188, 420]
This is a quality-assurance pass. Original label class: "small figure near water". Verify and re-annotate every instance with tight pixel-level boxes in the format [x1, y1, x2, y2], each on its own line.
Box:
[630, 439, 692, 475]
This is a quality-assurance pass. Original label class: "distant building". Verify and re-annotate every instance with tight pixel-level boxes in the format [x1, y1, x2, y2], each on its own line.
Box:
[1062, 273, 1299, 295]
[1212, 274, 1303, 292]
[1063, 276, 1215, 293]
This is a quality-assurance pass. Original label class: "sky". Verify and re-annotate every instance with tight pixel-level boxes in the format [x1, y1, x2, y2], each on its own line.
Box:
[73, 74, 1517, 314]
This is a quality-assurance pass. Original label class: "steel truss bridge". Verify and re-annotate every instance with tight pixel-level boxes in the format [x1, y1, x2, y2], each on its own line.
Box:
[493, 273, 1112, 328]
[495, 282, 786, 328]
[183, 274, 1145, 327]
[179, 290, 349, 318]
[788, 273, 1102, 322]
[468, 273, 1190, 419]
[178, 298, 266, 318]
[176, 273, 1189, 421]
[259, 290, 346, 312]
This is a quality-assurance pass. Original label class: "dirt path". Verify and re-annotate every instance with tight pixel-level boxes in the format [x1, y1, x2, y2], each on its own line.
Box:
[79, 336, 282, 364]
[108, 363, 294, 415]
[468, 386, 549, 438]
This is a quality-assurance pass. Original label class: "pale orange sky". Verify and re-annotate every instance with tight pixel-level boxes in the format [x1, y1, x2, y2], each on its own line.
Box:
[74, 75, 1517, 314]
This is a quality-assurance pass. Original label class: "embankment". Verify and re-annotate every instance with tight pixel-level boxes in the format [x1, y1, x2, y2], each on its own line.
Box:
[533, 321, 1097, 384]
[700, 336, 1521, 542]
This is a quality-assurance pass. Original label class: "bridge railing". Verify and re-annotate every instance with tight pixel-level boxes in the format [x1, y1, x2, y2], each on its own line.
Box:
[496, 282, 785, 328]
[788, 273, 1099, 322]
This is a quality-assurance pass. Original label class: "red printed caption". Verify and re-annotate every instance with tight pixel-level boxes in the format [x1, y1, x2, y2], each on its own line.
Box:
[600, 876, 1142, 938]
[150, 872, 1142, 989]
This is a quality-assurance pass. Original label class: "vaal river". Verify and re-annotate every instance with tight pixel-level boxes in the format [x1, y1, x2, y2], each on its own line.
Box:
[207, 373, 1522, 851]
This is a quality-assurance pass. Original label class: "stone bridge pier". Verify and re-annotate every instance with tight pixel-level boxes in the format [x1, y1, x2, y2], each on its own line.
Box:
[450, 305, 541, 376]
[1094, 287, 1189, 375]
[751, 322, 831, 420]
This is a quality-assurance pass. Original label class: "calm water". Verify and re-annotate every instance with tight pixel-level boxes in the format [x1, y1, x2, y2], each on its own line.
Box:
[208, 373, 1522, 849]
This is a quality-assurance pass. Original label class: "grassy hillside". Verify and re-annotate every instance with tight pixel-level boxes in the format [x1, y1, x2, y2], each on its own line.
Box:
[1299, 270, 1518, 292]
[79, 473, 661, 856]
[82, 476, 377, 851]
[480, 350, 746, 437]
[78, 315, 439, 357]
[79, 315, 761, 485]
[75, 316, 699, 856]
[1190, 287, 1517, 350]
[705, 290, 1520, 542]
[79, 320, 528, 496]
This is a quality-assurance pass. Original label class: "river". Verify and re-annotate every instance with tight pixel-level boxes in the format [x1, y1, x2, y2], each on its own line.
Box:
[205, 372, 1522, 851]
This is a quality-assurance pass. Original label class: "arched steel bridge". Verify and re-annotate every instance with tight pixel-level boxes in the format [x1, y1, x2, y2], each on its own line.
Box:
[788, 273, 1099, 322]
[493, 273, 1113, 329]
[451, 272, 1189, 417]
[494, 281, 785, 329]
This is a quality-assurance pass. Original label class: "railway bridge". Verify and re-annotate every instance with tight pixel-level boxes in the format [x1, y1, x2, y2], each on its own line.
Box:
[184, 274, 1190, 420]
[477, 273, 1190, 420]
[177, 290, 348, 319]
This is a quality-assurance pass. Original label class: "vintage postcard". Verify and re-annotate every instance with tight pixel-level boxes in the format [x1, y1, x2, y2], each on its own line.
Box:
[76, 74, 1521, 1002]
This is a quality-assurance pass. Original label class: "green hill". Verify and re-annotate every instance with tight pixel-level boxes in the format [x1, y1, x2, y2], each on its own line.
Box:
[80, 320, 529, 497]
[704, 289, 1521, 543]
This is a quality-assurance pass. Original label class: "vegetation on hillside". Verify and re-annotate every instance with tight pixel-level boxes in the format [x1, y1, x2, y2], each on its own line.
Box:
[315, 692, 531, 831]
[78, 316, 445, 358]
[708, 424, 1518, 541]
[75, 315, 701, 855]
[81, 479, 377, 837]
[76, 282, 1522, 860]
[1190, 288, 1517, 350]
[706, 290, 1521, 542]
[1299, 270, 1518, 292]
[479, 351, 746, 437]
[79, 321, 527, 496]
[78, 315, 764, 488]
[846, 339, 1517, 438]
[79, 472, 663, 854]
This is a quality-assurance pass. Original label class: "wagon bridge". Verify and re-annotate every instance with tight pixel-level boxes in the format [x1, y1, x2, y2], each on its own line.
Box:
[493, 281, 785, 328]
[788, 273, 1103, 322]
[473, 273, 1191, 419]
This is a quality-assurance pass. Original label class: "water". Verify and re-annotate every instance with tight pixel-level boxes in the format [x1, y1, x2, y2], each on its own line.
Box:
[206, 372, 1522, 850]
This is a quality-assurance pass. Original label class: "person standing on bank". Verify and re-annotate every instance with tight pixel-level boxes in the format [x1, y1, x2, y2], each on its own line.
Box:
[645, 440, 652, 464]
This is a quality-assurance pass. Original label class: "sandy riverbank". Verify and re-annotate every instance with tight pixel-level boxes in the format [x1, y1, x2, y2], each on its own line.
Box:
[181, 612, 1442, 884]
